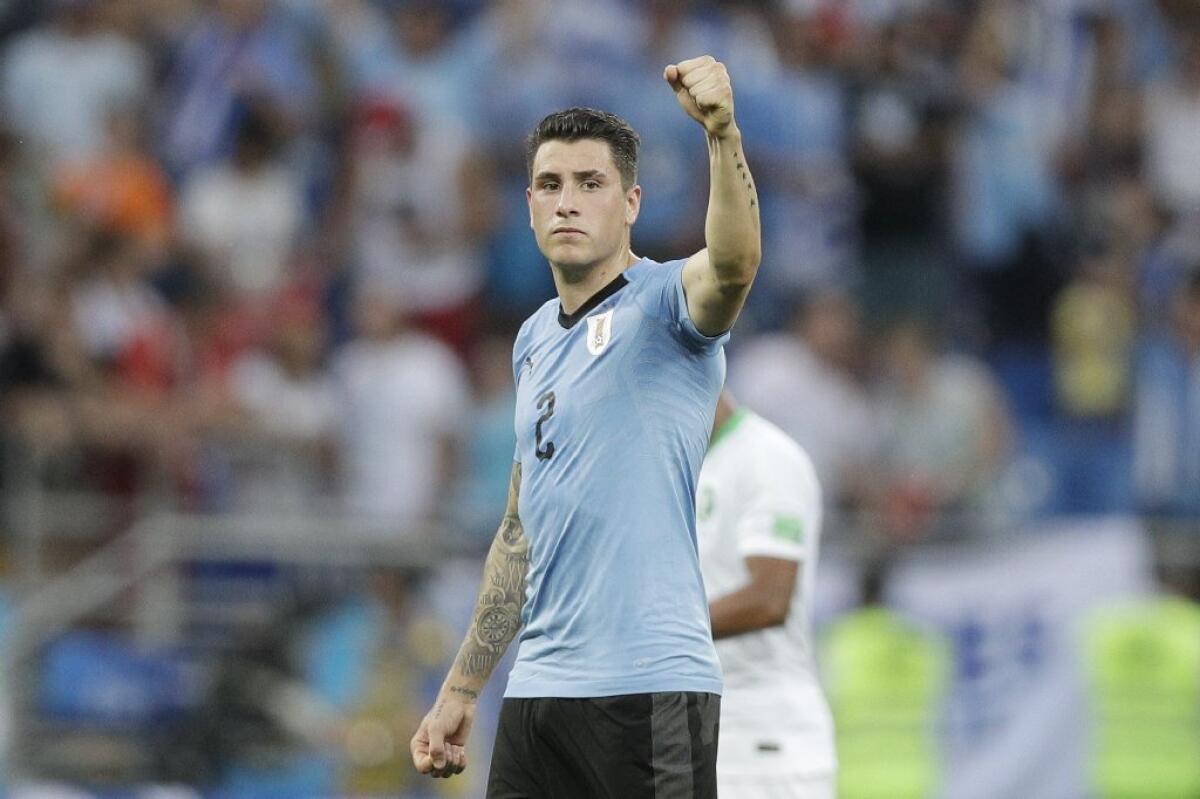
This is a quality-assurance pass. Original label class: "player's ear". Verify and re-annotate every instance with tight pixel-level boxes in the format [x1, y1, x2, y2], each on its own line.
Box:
[625, 184, 641, 226]
[526, 185, 535, 229]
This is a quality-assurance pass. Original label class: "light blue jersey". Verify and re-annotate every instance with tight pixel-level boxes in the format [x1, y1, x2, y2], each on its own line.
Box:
[506, 257, 726, 698]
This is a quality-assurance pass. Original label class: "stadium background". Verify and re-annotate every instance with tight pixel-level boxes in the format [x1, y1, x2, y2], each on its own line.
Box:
[0, 0, 1197, 796]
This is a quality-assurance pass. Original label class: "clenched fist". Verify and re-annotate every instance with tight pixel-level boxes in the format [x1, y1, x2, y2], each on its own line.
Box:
[664, 55, 736, 137]
[411, 694, 474, 780]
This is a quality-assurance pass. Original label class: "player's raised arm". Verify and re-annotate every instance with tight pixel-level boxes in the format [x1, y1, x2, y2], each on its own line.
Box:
[410, 462, 528, 780]
[666, 55, 762, 337]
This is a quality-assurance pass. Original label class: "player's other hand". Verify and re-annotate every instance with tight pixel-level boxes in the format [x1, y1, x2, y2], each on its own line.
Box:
[664, 55, 736, 137]
[411, 694, 475, 779]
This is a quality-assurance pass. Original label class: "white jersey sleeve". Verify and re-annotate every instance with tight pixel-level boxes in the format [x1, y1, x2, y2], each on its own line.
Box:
[735, 433, 822, 563]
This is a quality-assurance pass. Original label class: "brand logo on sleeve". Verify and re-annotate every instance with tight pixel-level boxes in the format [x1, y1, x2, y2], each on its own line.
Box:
[773, 515, 804, 543]
[585, 309, 615, 356]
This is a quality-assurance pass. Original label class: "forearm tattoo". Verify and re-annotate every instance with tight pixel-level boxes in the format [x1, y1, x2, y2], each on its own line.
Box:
[734, 149, 757, 209]
[455, 464, 528, 680]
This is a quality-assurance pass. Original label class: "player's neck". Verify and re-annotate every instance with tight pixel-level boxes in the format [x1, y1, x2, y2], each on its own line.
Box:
[552, 247, 638, 316]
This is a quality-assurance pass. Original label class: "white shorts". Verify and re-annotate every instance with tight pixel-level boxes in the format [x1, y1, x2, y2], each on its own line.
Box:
[717, 772, 836, 799]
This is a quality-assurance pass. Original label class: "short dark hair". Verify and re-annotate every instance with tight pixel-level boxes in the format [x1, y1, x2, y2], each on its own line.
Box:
[526, 107, 640, 190]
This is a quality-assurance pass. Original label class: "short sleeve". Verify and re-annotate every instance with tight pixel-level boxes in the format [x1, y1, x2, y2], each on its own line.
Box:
[511, 331, 524, 392]
[638, 258, 730, 354]
[736, 440, 823, 562]
[511, 319, 533, 463]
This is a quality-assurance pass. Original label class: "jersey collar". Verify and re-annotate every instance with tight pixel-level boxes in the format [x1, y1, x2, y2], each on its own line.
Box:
[557, 273, 629, 330]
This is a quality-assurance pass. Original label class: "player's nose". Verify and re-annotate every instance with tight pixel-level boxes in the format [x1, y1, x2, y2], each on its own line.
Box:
[555, 185, 579, 215]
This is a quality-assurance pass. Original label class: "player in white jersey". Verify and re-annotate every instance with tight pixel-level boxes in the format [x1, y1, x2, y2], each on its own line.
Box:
[697, 390, 837, 799]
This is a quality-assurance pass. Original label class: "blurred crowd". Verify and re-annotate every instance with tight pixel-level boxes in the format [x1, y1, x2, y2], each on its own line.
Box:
[0, 0, 1199, 554]
[2, 1, 1200, 795]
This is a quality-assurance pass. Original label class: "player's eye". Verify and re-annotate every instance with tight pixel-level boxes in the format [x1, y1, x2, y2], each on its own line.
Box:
[582, 180, 600, 190]
[541, 181, 559, 191]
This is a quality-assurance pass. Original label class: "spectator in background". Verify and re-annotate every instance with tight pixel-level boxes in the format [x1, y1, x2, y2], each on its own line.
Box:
[634, 0, 717, 69]
[342, 96, 492, 353]
[333, 287, 469, 534]
[465, 0, 572, 321]
[159, 0, 317, 178]
[1082, 568, 1200, 799]
[1059, 13, 1143, 197]
[1126, 180, 1193, 335]
[1043, 237, 1136, 513]
[1134, 269, 1200, 517]
[0, 129, 25, 299]
[1144, 28, 1200, 219]
[612, 1, 710, 264]
[1051, 240, 1136, 422]
[730, 287, 877, 509]
[869, 315, 1012, 541]
[225, 284, 337, 513]
[159, 568, 451, 796]
[463, 0, 571, 142]
[0, 262, 179, 504]
[739, 4, 856, 322]
[846, 5, 957, 320]
[823, 553, 951, 799]
[530, 0, 641, 109]
[332, 567, 450, 796]
[90, 0, 200, 49]
[115, 263, 250, 406]
[1061, 13, 1169, 336]
[67, 229, 167, 368]
[0, 272, 96, 460]
[450, 331, 518, 546]
[0, 119, 59, 272]
[0, 0, 149, 167]
[156, 584, 346, 796]
[178, 102, 304, 302]
[953, 0, 1065, 348]
[52, 106, 173, 260]
[336, 0, 480, 128]
[112, 264, 254, 506]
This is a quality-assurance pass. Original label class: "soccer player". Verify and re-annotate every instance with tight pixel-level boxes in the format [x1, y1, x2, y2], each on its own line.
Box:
[409, 55, 761, 797]
[697, 390, 837, 798]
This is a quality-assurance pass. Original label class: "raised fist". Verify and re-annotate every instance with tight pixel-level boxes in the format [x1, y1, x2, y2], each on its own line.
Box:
[664, 55, 735, 137]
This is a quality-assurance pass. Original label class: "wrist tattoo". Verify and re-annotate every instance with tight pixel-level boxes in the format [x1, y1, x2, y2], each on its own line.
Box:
[449, 685, 479, 701]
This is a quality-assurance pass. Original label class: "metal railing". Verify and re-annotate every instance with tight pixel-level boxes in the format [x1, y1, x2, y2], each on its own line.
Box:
[3, 432, 1200, 789]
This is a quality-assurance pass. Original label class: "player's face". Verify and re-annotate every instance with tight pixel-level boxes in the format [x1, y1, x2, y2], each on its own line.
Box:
[527, 138, 640, 271]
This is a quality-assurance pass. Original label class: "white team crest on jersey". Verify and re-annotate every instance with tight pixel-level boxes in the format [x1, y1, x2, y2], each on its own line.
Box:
[585, 309, 615, 356]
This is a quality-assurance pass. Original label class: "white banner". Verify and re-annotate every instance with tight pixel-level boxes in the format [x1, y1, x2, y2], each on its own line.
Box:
[877, 518, 1154, 799]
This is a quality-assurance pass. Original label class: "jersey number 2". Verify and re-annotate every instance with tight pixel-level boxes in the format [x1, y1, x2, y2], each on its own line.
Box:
[535, 390, 556, 462]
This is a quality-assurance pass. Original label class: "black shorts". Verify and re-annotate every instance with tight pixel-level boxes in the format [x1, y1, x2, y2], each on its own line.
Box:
[486, 691, 720, 799]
